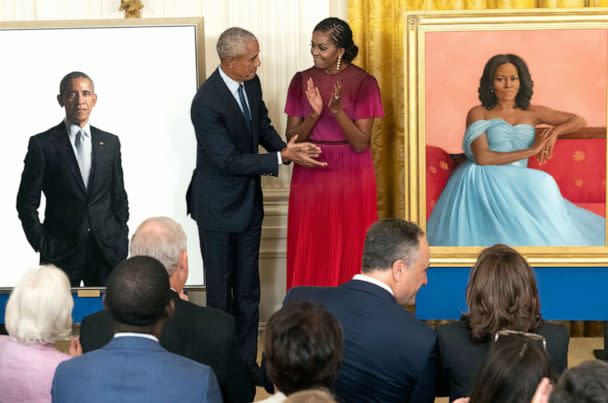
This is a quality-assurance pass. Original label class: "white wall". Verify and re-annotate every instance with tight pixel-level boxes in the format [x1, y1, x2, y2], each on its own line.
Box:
[0, 0, 346, 320]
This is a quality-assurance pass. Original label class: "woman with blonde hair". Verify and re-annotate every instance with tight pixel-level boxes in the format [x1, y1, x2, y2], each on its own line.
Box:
[437, 244, 568, 401]
[0, 265, 81, 402]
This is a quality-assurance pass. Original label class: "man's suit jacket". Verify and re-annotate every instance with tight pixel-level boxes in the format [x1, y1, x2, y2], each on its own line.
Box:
[52, 336, 222, 403]
[437, 320, 569, 401]
[286, 280, 439, 403]
[16, 122, 129, 272]
[79, 290, 254, 403]
[187, 68, 286, 232]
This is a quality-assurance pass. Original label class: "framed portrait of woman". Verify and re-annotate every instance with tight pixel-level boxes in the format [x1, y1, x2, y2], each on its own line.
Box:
[404, 8, 608, 266]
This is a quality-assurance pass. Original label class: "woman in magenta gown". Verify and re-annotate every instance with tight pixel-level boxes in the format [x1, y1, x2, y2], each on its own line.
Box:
[285, 17, 384, 289]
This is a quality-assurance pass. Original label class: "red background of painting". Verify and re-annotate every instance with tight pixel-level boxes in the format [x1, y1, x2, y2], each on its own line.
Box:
[424, 29, 607, 153]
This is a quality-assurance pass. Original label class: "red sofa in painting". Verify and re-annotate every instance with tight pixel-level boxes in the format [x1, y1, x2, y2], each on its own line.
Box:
[426, 129, 606, 220]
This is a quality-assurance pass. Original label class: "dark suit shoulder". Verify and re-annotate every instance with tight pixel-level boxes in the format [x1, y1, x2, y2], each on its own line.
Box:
[535, 321, 569, 339]
[173, 298, 235, 327]
[437, 321, 470, 341]
[166, 298, 235, 346]
[90, 125, 120, 142]
[30, 122, 65, 143]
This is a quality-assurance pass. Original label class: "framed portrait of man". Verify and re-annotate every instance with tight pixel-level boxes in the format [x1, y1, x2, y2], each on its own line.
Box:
[404, 8, 608, 266]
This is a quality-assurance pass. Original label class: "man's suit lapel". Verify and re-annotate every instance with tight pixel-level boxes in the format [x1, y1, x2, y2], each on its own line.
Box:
[89, 127, 106, 196]
[51, 122, 87, 197]
[211, 69, 256, 149]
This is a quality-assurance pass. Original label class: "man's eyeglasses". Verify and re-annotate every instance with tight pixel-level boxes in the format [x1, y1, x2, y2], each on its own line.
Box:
[494, 329, 547, 351]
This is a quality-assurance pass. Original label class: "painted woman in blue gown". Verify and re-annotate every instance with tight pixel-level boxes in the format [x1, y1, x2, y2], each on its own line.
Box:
[428, 54, 605, 246]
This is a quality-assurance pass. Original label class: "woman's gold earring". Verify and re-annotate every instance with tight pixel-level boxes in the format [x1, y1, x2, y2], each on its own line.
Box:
[336, 55, 342, 72]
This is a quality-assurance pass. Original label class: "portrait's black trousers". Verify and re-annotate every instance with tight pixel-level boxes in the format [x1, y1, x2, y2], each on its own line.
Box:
[41, 233, 112, 287]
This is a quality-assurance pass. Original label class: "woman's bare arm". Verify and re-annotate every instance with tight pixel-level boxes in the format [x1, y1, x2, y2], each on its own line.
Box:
[531, 105, 586, 164]
[470, 133, 550, 165]
[532, 105, 586, 136]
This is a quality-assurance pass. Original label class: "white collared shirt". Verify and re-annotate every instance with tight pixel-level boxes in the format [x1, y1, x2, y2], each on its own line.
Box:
[113, 332, 159, 342]
[353, 274, 394, 296]
[217, 65, 282, 164]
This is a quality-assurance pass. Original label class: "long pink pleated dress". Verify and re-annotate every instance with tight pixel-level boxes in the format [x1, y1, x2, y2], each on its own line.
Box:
[285, 64, 384, 289]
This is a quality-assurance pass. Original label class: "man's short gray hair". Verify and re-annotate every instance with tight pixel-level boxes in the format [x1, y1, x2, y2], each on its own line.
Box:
[216, 27, 257, 61]
[5, 265, 73, 345]
[361, 219, 424, 272]
[130, 216, 187, 276]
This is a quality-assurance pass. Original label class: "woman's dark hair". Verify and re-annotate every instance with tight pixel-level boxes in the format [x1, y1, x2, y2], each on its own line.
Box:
[550, 360, 608, 403]
[463, 244, 541, 343]
[314, 17, 358, 63]
[469, 334, 554, 403]
[264, 302, 344, 395]
[478, 54, 533, 110]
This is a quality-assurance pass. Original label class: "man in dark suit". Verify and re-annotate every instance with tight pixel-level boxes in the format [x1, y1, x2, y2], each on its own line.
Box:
[285, 219, 438, 403]
[187, 27, 325, 377]
[16, 71, 129, 286]
[79, 216, 255, 403]
[52, 256, 222, 403]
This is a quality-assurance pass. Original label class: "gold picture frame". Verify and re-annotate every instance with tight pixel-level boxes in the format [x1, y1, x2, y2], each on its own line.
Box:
[404, 8, 608, 267]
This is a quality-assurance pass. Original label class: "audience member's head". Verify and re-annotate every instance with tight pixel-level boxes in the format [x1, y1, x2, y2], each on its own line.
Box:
[549, 360, 608, 403]
[464, 244, 541, 342]
[264, 302, 343, 396]
[284, 388, 337, 403]
[361, 219, 429, 305]
[104, 256, 173, 336]
[5, 265, 73, 345]
[469, 333, 553, 403]
[130, 216, 188, 292]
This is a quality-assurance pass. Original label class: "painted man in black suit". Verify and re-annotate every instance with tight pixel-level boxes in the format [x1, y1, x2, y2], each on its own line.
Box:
[79, 216, 255, 403]
[187, 27, 325, 378]
[285, 219, 438, 403]
[16, 71, 129, 286]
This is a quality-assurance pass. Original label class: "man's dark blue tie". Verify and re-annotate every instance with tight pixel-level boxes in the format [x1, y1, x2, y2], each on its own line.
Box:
[238, 84, 252, 132]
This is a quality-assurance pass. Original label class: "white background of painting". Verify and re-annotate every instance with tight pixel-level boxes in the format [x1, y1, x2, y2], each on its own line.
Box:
[0, 24, 203, 286]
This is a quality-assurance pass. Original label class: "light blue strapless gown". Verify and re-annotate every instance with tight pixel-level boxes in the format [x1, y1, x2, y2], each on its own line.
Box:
[427, 119, 606, 246]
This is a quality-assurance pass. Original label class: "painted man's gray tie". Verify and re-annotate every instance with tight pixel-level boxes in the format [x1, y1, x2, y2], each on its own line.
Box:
[75, 130, 91, 188]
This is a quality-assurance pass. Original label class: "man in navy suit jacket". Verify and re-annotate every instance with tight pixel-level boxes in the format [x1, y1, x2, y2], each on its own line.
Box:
[285, 219, 438, 403]
[187, 26, 325, 379]
[52, 256, 222, 403]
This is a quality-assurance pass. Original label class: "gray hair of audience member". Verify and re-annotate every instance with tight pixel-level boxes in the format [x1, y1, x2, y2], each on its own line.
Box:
[361, 219, 424, 271]
[469, 333, 554, 403]
[216, 27, 257, 61]
[130, 216, 187, 276]
[5, 265, 73, 345]
[264, 302, 343, 396]
[549, 360, 608, 403]
[283, 388, 337, 403]
[59, 71, 94, 95]
[105, 256, 171, 327]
